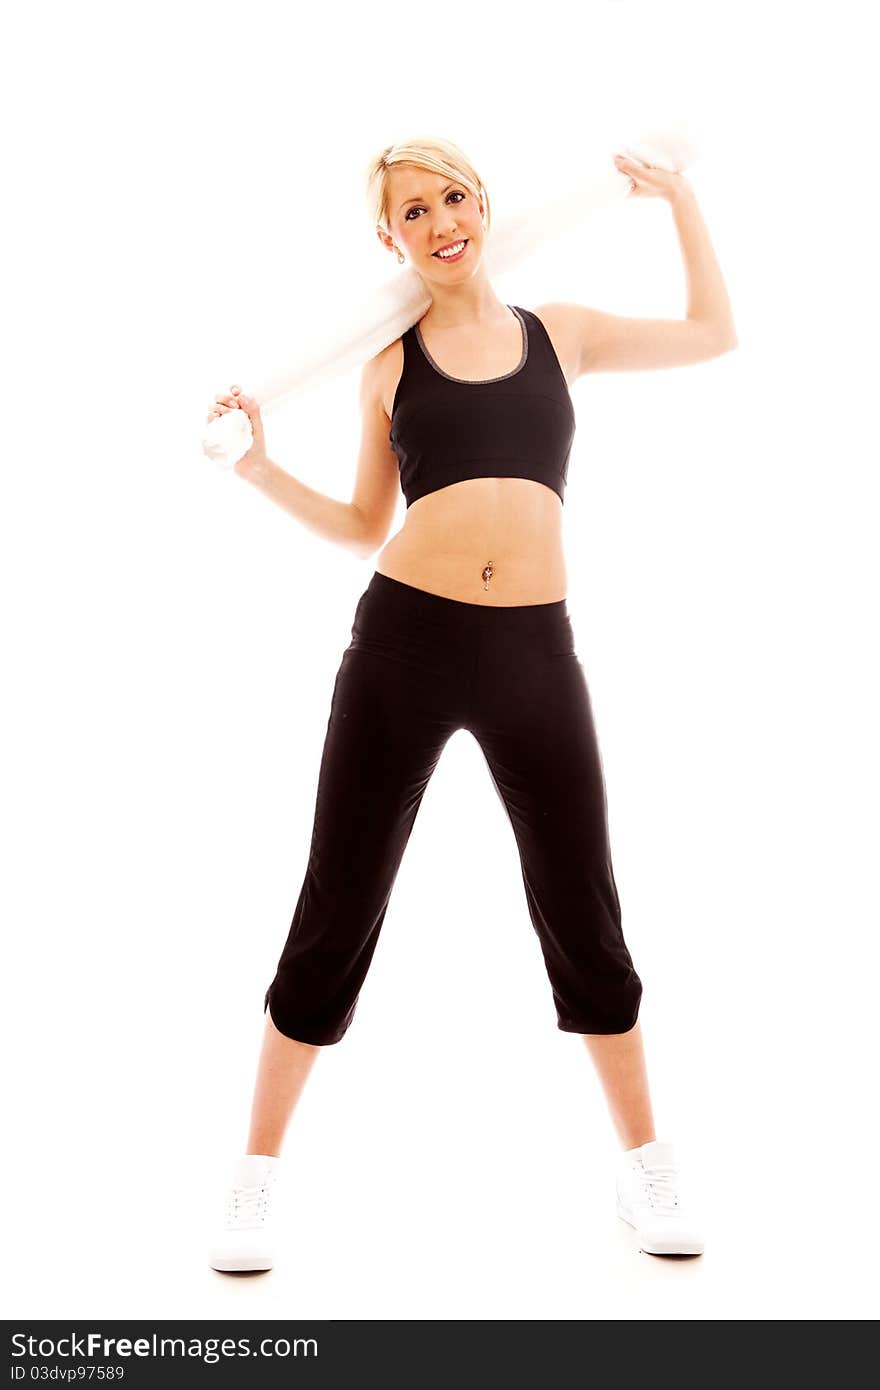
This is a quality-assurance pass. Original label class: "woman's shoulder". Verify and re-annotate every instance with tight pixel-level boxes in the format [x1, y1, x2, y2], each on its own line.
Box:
[526, 303, 581, 388]
[363, 334, 407, 424]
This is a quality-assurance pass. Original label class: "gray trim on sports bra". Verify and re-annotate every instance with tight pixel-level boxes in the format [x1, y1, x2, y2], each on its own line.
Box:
[413, 305, 529, 385]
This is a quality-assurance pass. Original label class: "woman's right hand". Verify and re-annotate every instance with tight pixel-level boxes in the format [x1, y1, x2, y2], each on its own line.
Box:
[206, 385, 269, 479]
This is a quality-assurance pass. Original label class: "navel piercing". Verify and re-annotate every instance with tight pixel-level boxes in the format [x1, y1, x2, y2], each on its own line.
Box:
[482, 560, 495, 591]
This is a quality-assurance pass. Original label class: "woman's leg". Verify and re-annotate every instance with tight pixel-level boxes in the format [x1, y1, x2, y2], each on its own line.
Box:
[251, 578, 459, 1152]
[581, 1020, 656, 1150]
[470, 610, 648, 1148]
[262, 639, 453, 1048]
[246, 645, 449, 1154]
[245, 1011, 321, 1158]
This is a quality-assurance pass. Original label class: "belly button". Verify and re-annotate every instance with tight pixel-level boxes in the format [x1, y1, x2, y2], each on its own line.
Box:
[481, 560, 495, 591]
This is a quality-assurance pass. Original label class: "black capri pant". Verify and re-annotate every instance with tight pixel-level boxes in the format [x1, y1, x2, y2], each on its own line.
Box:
[264, 571, 643, 1045]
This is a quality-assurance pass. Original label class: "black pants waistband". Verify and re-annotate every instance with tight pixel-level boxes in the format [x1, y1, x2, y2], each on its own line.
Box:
[363, 570, 570, 630]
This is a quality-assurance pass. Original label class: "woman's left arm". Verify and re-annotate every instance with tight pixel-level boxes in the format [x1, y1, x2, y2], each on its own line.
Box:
[665, 170, 738, 346]
[546, 160, 739, 376]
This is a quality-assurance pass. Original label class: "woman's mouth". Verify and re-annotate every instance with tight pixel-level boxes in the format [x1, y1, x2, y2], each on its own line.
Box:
[432, 239, 469, 263]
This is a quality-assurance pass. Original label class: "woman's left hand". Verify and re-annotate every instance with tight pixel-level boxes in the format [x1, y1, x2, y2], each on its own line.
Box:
[614, 153, 689, 203]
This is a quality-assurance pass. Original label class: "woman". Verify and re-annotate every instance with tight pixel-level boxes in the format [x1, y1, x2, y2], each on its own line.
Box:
[207, 136, 737, 1272]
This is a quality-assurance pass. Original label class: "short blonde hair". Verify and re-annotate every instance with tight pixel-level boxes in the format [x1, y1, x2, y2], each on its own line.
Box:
[365, 135, 492, 237]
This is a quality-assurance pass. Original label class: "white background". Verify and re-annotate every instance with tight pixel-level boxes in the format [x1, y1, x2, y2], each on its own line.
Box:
[3, 0, 878, 1321]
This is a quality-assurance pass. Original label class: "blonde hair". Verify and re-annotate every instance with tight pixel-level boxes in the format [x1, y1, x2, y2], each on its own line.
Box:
[365, 135, 492, 238]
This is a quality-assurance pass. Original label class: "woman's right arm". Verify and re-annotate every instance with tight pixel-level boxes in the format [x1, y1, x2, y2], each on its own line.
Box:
[241, 453, 373, 556]
[209, 354, 399, 560]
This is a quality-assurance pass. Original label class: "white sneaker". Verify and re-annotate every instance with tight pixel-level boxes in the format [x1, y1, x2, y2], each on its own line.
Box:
[209, 1153, 280, 1272]
[616, 1139, 704, 1256]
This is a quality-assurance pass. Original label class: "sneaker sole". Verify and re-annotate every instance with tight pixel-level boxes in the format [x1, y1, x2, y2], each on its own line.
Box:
[616, 1200, 704, 1256]
[210, 1256, 274, 1273]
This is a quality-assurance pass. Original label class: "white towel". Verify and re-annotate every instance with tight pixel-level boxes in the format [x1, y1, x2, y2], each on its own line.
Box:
[202, 125, 698, 467]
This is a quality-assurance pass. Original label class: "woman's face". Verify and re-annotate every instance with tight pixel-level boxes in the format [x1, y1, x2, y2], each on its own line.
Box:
[381, 166, 485, 282]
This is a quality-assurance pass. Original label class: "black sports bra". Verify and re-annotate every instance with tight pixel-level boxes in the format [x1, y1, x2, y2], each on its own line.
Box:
[388, 305, 576, 509]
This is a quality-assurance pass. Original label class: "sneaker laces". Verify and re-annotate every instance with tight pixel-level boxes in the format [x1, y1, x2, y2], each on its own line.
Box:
[638, 1161, 680, 1215]
[224, 1177, 274, 1230]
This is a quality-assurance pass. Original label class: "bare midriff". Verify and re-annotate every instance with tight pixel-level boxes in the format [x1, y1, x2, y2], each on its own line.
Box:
[374, 306, 573, 608]
[375, 477, 567, 606]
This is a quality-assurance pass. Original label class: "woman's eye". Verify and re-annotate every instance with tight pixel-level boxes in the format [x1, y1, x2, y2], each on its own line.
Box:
[405, 190, 466, 221]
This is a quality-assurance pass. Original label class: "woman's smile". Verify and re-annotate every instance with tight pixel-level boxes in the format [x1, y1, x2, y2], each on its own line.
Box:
[432, 238, 469, 262]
